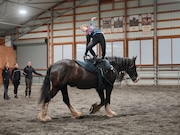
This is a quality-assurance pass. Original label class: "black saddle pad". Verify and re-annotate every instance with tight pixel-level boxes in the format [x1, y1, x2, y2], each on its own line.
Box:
[75, 58, 111, 73]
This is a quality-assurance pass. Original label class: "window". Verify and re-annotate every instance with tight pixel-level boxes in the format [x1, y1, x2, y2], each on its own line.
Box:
[128, 39, 153, 65]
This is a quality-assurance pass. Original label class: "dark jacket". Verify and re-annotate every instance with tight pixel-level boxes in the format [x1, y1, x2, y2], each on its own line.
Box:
[2, 68, 11, 83]
[23, 66, 41, 79]
[12, 68, 21, 82]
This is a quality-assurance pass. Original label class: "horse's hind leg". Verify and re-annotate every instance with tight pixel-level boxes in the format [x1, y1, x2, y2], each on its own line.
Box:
[61, 85, 83, 119]
[38, 87, 59, 122]
[105, 86, 117, 117]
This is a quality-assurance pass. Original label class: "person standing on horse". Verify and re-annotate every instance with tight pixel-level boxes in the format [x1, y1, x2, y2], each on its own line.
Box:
[2, 62, 11, 100]
[80, 17, 107, 90]
[80, 17, 106, 60]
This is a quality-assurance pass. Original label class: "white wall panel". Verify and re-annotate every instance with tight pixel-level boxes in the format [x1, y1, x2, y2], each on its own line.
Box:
[113, 42, 124, 57]
[80, 0, 96, 5]
[104, 33, 125, 40]
[53, 37, 73, 43]
[19, 33, 47, 39]
[53, 30, 73, 37]
[127, 7, 153, 15]
[53, 23, 73, 29]
[158, 39, 171, 64]
[157, 29, 180, 36]
[76, 13, 97, 21]
[106, 42, 112, 57]
[100, 4, 113, 10]
[128, 40, 140, 64]
[54, 16, 73, 23]
[63, 45, 72, 59]
[108, 10, 124, 16]
[32, 26, 48, 32]
[139, 0, 153, 5]
[54, 45, 63, 63]
[76, 6, 97, 14]
[127, 1, 138, 7]
[76, 44, 86, 61]
[76, 36, 86, 42]
[157, 20, 180, 28]
[157, 12, 180, 20]
[157, 0, 177, 3]
[157, 3, 180, 12]
[114, 2, 124, 9]
[127, 31, 154, 38]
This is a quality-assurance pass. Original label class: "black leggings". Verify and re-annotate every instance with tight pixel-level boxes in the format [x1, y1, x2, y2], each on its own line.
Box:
[3, 80, 9, 99]
[13, 80, 20, 95]
[86, 33, 106, 58]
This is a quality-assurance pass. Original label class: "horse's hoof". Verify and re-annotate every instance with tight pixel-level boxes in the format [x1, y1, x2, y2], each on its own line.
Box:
[71, 112, 84, 119]
[72, 115, 84, 119]
[89, 103, 98, 114]
[45, 115, 52, 121]
[105, 111, 117, 118]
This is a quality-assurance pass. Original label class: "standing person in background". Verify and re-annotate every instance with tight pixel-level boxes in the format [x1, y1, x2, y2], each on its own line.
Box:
[12, 63, 21, 98]
[2, 62, 11, 100]
[23, 61, 42, 98]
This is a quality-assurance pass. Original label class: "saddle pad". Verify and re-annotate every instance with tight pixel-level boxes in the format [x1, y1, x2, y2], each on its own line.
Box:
[75, 59, 111, 73]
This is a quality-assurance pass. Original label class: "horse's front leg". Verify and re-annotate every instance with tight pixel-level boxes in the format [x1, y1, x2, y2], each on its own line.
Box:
[38, 87, 59, 122]
[89, 88, 104, 114]
[61, 85, 83, 119]
[105, 86, 117, 117]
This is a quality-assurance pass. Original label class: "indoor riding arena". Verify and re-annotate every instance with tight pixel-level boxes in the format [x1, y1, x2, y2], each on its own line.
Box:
[0, 0, 179, 135]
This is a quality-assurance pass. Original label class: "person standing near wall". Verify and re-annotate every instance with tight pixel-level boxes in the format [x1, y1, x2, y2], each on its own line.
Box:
[23, 61, 42, 98]
[12, 63, 21, 98]
[2, 62, 11, 100]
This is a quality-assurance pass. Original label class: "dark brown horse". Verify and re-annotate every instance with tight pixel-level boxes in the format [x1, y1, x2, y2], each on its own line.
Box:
[38, 56, 138, 121]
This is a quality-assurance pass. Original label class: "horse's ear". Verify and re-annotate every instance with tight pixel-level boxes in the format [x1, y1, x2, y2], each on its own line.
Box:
[132, 56, 137, 61]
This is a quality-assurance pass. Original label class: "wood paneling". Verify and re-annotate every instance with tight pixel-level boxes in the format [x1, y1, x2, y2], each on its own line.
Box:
[0, 46, 16, 84]
[0, 39, 5, 46]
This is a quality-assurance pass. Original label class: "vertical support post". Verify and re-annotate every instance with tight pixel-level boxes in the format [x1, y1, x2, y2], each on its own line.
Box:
[124, 0, 128, 57]
[72, 0, 76, 59]
[154, 66, 159, 86]
[178, 66, 180, 86]
[153, 0, 158, 86]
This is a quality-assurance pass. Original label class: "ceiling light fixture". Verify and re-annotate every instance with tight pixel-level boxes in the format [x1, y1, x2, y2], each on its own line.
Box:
[19, 9, 27, 15]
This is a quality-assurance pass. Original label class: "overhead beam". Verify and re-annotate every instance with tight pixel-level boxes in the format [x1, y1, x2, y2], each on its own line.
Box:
[0, 22, 24, 27]
[15, 0, 90, 39]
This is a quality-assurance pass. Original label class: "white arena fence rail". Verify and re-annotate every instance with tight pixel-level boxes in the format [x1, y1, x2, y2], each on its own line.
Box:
[118, 66, 180, 86]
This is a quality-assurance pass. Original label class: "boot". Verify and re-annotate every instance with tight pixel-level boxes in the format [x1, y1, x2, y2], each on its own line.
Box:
[25, 89, 28, 97]
[29, 90, 31, 98]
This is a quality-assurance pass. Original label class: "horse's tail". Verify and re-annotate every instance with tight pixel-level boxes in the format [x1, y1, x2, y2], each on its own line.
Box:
[39, 65, 52, 104]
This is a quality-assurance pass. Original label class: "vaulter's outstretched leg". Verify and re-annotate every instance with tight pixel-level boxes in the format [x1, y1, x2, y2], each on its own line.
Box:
[105, 86, 117, 117]
[61, 85, 83, 118]
[38, 87, 59, 122]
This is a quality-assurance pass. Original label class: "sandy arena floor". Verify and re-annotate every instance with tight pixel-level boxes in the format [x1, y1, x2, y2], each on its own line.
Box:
[0, 84, 179, 135]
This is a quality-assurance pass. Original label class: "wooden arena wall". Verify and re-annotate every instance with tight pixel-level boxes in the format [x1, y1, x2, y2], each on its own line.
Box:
[7, 0, 180, 85]
[0, 40, 16, 84]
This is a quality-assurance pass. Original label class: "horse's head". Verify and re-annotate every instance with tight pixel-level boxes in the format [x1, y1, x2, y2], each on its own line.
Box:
[126, 56, 139, 83]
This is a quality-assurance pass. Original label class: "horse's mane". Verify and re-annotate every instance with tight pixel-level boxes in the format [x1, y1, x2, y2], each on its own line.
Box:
[105, 56, 131, 73]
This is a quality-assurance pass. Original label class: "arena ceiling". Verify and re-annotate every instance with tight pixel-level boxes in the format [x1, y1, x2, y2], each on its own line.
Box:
[0, 0, 69, 37]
